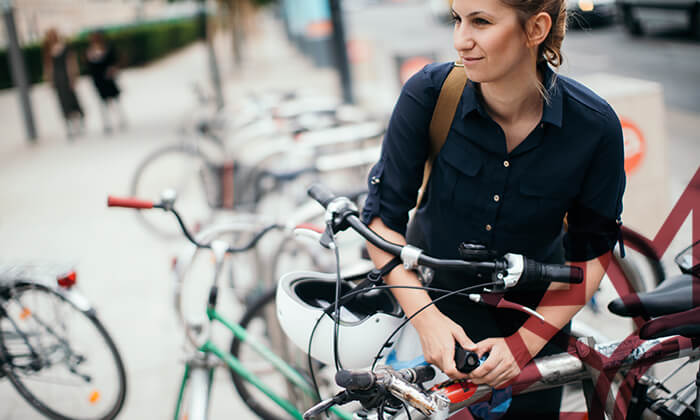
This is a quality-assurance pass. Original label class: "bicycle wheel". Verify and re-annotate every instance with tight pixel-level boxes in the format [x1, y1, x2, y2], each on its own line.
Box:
[0, 282, 126, 420]
[174, 221, 268, 333]
[572, 227, 666, 344]
[229, 287, 322, 420]
[130, 142, 220, 238]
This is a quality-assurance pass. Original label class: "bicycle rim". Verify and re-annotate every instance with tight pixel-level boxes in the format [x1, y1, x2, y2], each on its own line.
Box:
[130, 144, 217, 239]
[229, 287, 320, 420]
[0, 283, 126, 420]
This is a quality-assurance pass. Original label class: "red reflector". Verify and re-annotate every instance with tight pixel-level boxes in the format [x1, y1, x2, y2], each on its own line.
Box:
[57, 271, 77, 288]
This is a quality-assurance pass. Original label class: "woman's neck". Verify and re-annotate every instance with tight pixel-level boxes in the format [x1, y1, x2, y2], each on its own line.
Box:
[479, 62, 543, 125]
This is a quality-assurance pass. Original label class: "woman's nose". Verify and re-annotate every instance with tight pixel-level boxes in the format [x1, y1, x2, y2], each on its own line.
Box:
[454, 27, 475, 52]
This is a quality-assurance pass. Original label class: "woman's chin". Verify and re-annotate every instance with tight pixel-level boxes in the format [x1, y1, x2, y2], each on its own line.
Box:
[462, 66, 486, 82]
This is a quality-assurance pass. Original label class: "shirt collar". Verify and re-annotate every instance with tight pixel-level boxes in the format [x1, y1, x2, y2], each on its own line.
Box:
[459, 64, 564, 128]
[540, 63, 563, 128]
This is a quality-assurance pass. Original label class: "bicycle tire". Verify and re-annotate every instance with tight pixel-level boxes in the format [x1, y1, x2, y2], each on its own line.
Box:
[129, 142, 219, 239]
[229, 286, 318, 420]
[620, 226, 665, 288]
[0, 282, 127, 420]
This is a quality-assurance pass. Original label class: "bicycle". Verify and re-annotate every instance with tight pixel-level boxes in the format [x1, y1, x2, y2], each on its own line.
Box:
[280, 185, 698, 420]
[572, 225, 666, 344]
[130, 92, 385, 238]
[107, 192, 354, 420]
[0, 263, 127, 420]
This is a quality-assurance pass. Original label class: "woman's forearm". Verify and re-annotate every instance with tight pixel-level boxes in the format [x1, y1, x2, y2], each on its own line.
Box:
[515, 255, 608, 358]
[366, 217, 441, 325]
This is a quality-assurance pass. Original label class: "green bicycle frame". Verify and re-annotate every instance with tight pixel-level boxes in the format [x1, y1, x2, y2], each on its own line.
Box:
[173, 306, 352, 420]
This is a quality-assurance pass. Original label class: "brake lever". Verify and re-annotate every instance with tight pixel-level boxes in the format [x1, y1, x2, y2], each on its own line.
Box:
[303, 391, 350, 419]
[468, 293, 545, 321]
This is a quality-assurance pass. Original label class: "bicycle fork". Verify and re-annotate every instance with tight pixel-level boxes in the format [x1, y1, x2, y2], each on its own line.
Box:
[174, 355, 215, 420]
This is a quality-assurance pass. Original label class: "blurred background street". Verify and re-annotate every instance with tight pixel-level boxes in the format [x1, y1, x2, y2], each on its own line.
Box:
[0, 0, 698, 419]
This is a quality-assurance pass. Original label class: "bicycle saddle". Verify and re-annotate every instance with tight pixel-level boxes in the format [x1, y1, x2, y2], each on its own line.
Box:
[607, 274, 698, 318]
[639, 306, 700, 339]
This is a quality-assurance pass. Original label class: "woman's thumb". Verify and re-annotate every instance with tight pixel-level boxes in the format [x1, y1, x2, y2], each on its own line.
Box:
[454, 329, 477, 351]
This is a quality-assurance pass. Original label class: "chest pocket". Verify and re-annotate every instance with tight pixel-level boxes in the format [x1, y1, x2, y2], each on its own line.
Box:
[432, 136, 483, 218]
[505, 175, 572, 236]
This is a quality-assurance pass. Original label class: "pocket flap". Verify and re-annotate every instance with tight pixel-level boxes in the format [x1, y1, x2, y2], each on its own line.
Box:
[439, 137, 482, 177]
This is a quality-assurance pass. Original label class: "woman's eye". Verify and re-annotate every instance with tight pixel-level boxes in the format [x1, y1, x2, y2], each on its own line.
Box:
[473, 17, 491, 25]
[450, 14, 461, 24]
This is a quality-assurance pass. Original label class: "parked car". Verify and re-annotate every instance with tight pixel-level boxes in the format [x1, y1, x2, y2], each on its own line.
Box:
[617, 0, 700, 37]
[431, 0, 617, 27]
[567, 0, 618, 27]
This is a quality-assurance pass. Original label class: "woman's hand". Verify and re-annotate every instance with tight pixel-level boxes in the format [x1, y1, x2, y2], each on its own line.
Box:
[468, 337, 529, 388]
[412, 308, 476, 379]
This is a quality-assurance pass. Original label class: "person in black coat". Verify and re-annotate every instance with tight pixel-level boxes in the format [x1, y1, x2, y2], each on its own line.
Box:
[43, 28, 85, 139]
[86, 30, 127, 133]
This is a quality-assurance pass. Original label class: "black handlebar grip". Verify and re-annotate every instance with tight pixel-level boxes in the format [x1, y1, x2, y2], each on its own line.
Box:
[335, 369, 375, 391]
[454, 344, 481, 374]
[411, 365, 436, 384]
[308, 184, 336, 208]
[521, 260, 583, 285]
[543, 264, 583, 284]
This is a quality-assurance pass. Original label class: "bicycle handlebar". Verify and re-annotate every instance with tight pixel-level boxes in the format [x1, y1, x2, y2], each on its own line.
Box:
[307, 184, 583, 287]
[107, 196, 156, 209]
[107, 194, 279, 252]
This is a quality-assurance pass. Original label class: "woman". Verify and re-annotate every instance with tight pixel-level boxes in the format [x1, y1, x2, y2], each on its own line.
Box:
[362, 0, 625, 417]
[43, 28, 84, 139]
[86, 30, 127, 133]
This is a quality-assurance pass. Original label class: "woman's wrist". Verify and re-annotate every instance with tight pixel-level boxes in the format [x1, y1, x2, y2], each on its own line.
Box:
[408, 305, 442, 330]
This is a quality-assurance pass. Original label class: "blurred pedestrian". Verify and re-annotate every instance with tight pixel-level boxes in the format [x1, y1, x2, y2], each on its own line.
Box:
[86, 30, 127, 134]
[43, 28, 84, 139]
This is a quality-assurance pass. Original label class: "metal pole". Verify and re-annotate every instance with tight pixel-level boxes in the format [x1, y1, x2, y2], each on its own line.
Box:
[200, 0, 224, 109]
[328, 0, 353, 104]
[2, 0, 37, 142]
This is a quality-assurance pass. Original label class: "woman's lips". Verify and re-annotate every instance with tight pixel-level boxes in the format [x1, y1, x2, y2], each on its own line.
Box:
[462, 57, 483, 63]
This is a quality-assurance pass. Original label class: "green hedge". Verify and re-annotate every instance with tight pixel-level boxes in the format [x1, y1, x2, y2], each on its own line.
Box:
[0, 17, 204, 90]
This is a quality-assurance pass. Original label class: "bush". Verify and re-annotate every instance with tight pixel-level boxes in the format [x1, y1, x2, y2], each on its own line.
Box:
[0, 16, 204, 90]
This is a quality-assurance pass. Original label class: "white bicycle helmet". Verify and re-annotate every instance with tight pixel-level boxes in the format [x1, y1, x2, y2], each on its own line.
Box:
[276, 270, 405, 369]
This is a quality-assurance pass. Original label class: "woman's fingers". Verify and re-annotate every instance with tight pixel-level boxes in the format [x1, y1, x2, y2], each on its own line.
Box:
[493, 367, 518, 389]
[449, 321, 477, 351]
[473, 338, 495, 358]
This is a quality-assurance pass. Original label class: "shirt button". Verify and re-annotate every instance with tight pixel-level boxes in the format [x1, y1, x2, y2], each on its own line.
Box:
[493, 194, 500, 202]
[503, 160, 510, 168]
[370, 176, 380, 185]
[485, 224, 492, 231]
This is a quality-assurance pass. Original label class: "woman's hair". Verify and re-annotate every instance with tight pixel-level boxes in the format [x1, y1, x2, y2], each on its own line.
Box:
[42, 28, 60, 78]
[500, 0, 567, 68]
[499, 0, 566, 100]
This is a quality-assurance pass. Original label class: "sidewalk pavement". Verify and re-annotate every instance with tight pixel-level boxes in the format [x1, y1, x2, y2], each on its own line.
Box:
[0, 12, 343, 420]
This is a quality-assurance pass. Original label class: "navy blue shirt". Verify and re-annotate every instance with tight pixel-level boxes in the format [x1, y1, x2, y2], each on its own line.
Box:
[362, 62, 626, 269]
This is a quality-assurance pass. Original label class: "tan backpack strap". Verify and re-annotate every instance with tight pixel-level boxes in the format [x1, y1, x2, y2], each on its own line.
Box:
[416, 61, 467, 208]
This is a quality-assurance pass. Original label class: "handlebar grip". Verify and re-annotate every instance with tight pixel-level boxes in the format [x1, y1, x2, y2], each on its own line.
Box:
[107, 196, 154, 209]
[335, 369, 375, 391]
[411, 365, 436, 384]
[544, 263, 583, 284]
[454, 345, 481, 374]
[307, 184, 336, 208]
[521, 260, 583, 285]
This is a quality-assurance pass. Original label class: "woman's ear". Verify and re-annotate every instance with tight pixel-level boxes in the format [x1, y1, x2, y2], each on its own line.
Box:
[525, 12, 552, 48]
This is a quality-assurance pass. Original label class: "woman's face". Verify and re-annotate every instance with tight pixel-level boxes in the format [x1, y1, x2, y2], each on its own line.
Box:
[452, 0, 532, 84]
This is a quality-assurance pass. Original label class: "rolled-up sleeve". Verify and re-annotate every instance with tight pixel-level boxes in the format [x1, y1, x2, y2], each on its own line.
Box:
[360, 64, 443, 236]
[563, 109, 626, 262]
